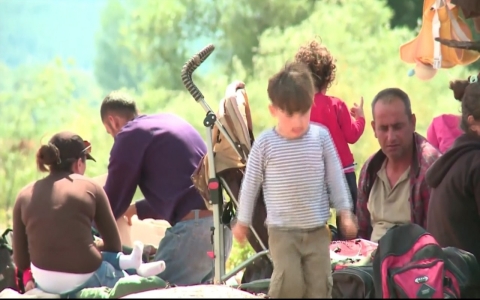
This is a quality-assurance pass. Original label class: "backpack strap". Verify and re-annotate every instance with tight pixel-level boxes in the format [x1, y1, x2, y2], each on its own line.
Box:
[447, 3, 472, 41]
[430, 0, 467, 69]
[435, 1, 476, 65]
[432, 0, 444, 69]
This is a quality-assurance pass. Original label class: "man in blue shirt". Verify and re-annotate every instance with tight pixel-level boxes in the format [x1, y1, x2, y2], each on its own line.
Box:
[99, 91, 232, 285]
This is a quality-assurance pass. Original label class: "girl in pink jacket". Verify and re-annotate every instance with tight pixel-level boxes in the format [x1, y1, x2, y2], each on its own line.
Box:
[427, 114, 463, 153]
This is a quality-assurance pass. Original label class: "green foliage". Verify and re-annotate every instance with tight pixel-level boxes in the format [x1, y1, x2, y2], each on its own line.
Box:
[94, 0, 317, 91]
[0, 59, 103, 225]
[208, 0, 316, 74]
[94, 0, 146, 92]
[119, 0, 217, 90]
[1, 0, 476, 271]
[387, 0, 423, 30]
[227, 240, 254, 273]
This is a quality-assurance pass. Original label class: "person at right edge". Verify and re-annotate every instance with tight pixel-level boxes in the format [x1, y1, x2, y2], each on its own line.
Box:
[295, 39, 366, 213]
[232, 62, 357, 299]
[426, 73, 480, 278]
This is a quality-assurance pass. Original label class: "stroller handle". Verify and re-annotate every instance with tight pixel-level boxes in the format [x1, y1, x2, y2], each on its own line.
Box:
[181, 44, 215, 102]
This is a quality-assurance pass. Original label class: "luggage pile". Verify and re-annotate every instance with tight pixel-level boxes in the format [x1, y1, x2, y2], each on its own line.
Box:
[331, 224, 480, 299]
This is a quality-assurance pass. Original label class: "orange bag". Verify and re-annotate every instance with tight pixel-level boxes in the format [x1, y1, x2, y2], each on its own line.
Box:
[400, 0, 480, 80]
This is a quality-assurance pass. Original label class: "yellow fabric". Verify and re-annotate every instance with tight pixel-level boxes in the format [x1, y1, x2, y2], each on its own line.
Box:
[327, 209, 336, 241]
[327, 208, 337, 228]
[400, 0, 479, 71]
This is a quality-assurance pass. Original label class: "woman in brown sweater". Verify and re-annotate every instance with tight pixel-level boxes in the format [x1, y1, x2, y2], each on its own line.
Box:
[13, 132, 165, 297]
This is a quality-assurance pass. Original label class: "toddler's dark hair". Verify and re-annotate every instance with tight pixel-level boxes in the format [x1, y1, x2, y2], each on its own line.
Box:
[267, 62, 315, 115]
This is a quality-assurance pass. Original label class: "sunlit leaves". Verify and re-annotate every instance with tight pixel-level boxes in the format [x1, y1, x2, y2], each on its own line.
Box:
[0, 59, 100, 224]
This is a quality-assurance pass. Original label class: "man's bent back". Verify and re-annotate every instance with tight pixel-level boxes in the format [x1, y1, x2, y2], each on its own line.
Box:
[105, 113, 207, 224]
[100, 91, 233, 286]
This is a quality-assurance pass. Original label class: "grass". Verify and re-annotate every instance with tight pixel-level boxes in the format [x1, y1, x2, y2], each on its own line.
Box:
[227, 240, 255, 273]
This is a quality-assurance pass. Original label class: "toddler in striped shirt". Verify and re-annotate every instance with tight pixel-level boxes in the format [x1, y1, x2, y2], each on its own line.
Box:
[233, 62, 357, 298]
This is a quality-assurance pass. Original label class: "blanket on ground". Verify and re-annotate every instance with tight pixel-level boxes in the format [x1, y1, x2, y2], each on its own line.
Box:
[0, 284, 261, 299]
[121, 285, 263, 298]
[76, 275, 167, 298]
[0, 288, 60, 298]
[0, 275, 167, 299]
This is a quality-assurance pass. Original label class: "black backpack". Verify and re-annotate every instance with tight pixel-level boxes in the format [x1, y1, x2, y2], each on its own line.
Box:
[0, 228, 21, 292]
[240, 255, 273, 294]
[332, 264, 376, 298]
[442, 247, 480, 298]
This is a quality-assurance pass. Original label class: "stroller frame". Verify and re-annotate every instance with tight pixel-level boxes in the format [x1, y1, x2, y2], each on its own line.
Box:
[181, 45, 270, 284]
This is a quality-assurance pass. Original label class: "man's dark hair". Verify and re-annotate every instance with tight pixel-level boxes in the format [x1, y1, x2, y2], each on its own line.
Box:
[267, 61, 315, 115]
[100, 91, 138, 121]
[371, 88, 412, 118]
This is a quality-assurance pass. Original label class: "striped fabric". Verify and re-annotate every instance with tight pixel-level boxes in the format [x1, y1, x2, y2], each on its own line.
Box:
[237, 124, 352, 229]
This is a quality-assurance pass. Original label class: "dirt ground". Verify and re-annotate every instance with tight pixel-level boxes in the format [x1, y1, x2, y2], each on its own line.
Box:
[121, 285, 264, 299]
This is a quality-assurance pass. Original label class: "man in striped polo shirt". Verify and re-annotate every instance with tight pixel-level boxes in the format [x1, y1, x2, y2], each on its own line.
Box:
[233, 62, 358, 298]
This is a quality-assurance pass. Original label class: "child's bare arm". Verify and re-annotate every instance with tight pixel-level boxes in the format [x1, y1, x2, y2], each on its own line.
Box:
[338, 99, 365, 144]
[13, 194, 30, 272]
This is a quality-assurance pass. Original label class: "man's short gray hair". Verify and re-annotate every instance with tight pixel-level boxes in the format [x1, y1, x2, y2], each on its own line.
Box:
[371, 88, 412, 118]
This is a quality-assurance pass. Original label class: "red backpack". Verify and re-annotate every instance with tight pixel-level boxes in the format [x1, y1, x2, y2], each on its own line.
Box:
[372, 224, 465, 298]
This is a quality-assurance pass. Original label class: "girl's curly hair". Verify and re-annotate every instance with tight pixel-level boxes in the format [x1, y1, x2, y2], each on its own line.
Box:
[294, 39, 336, 91]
